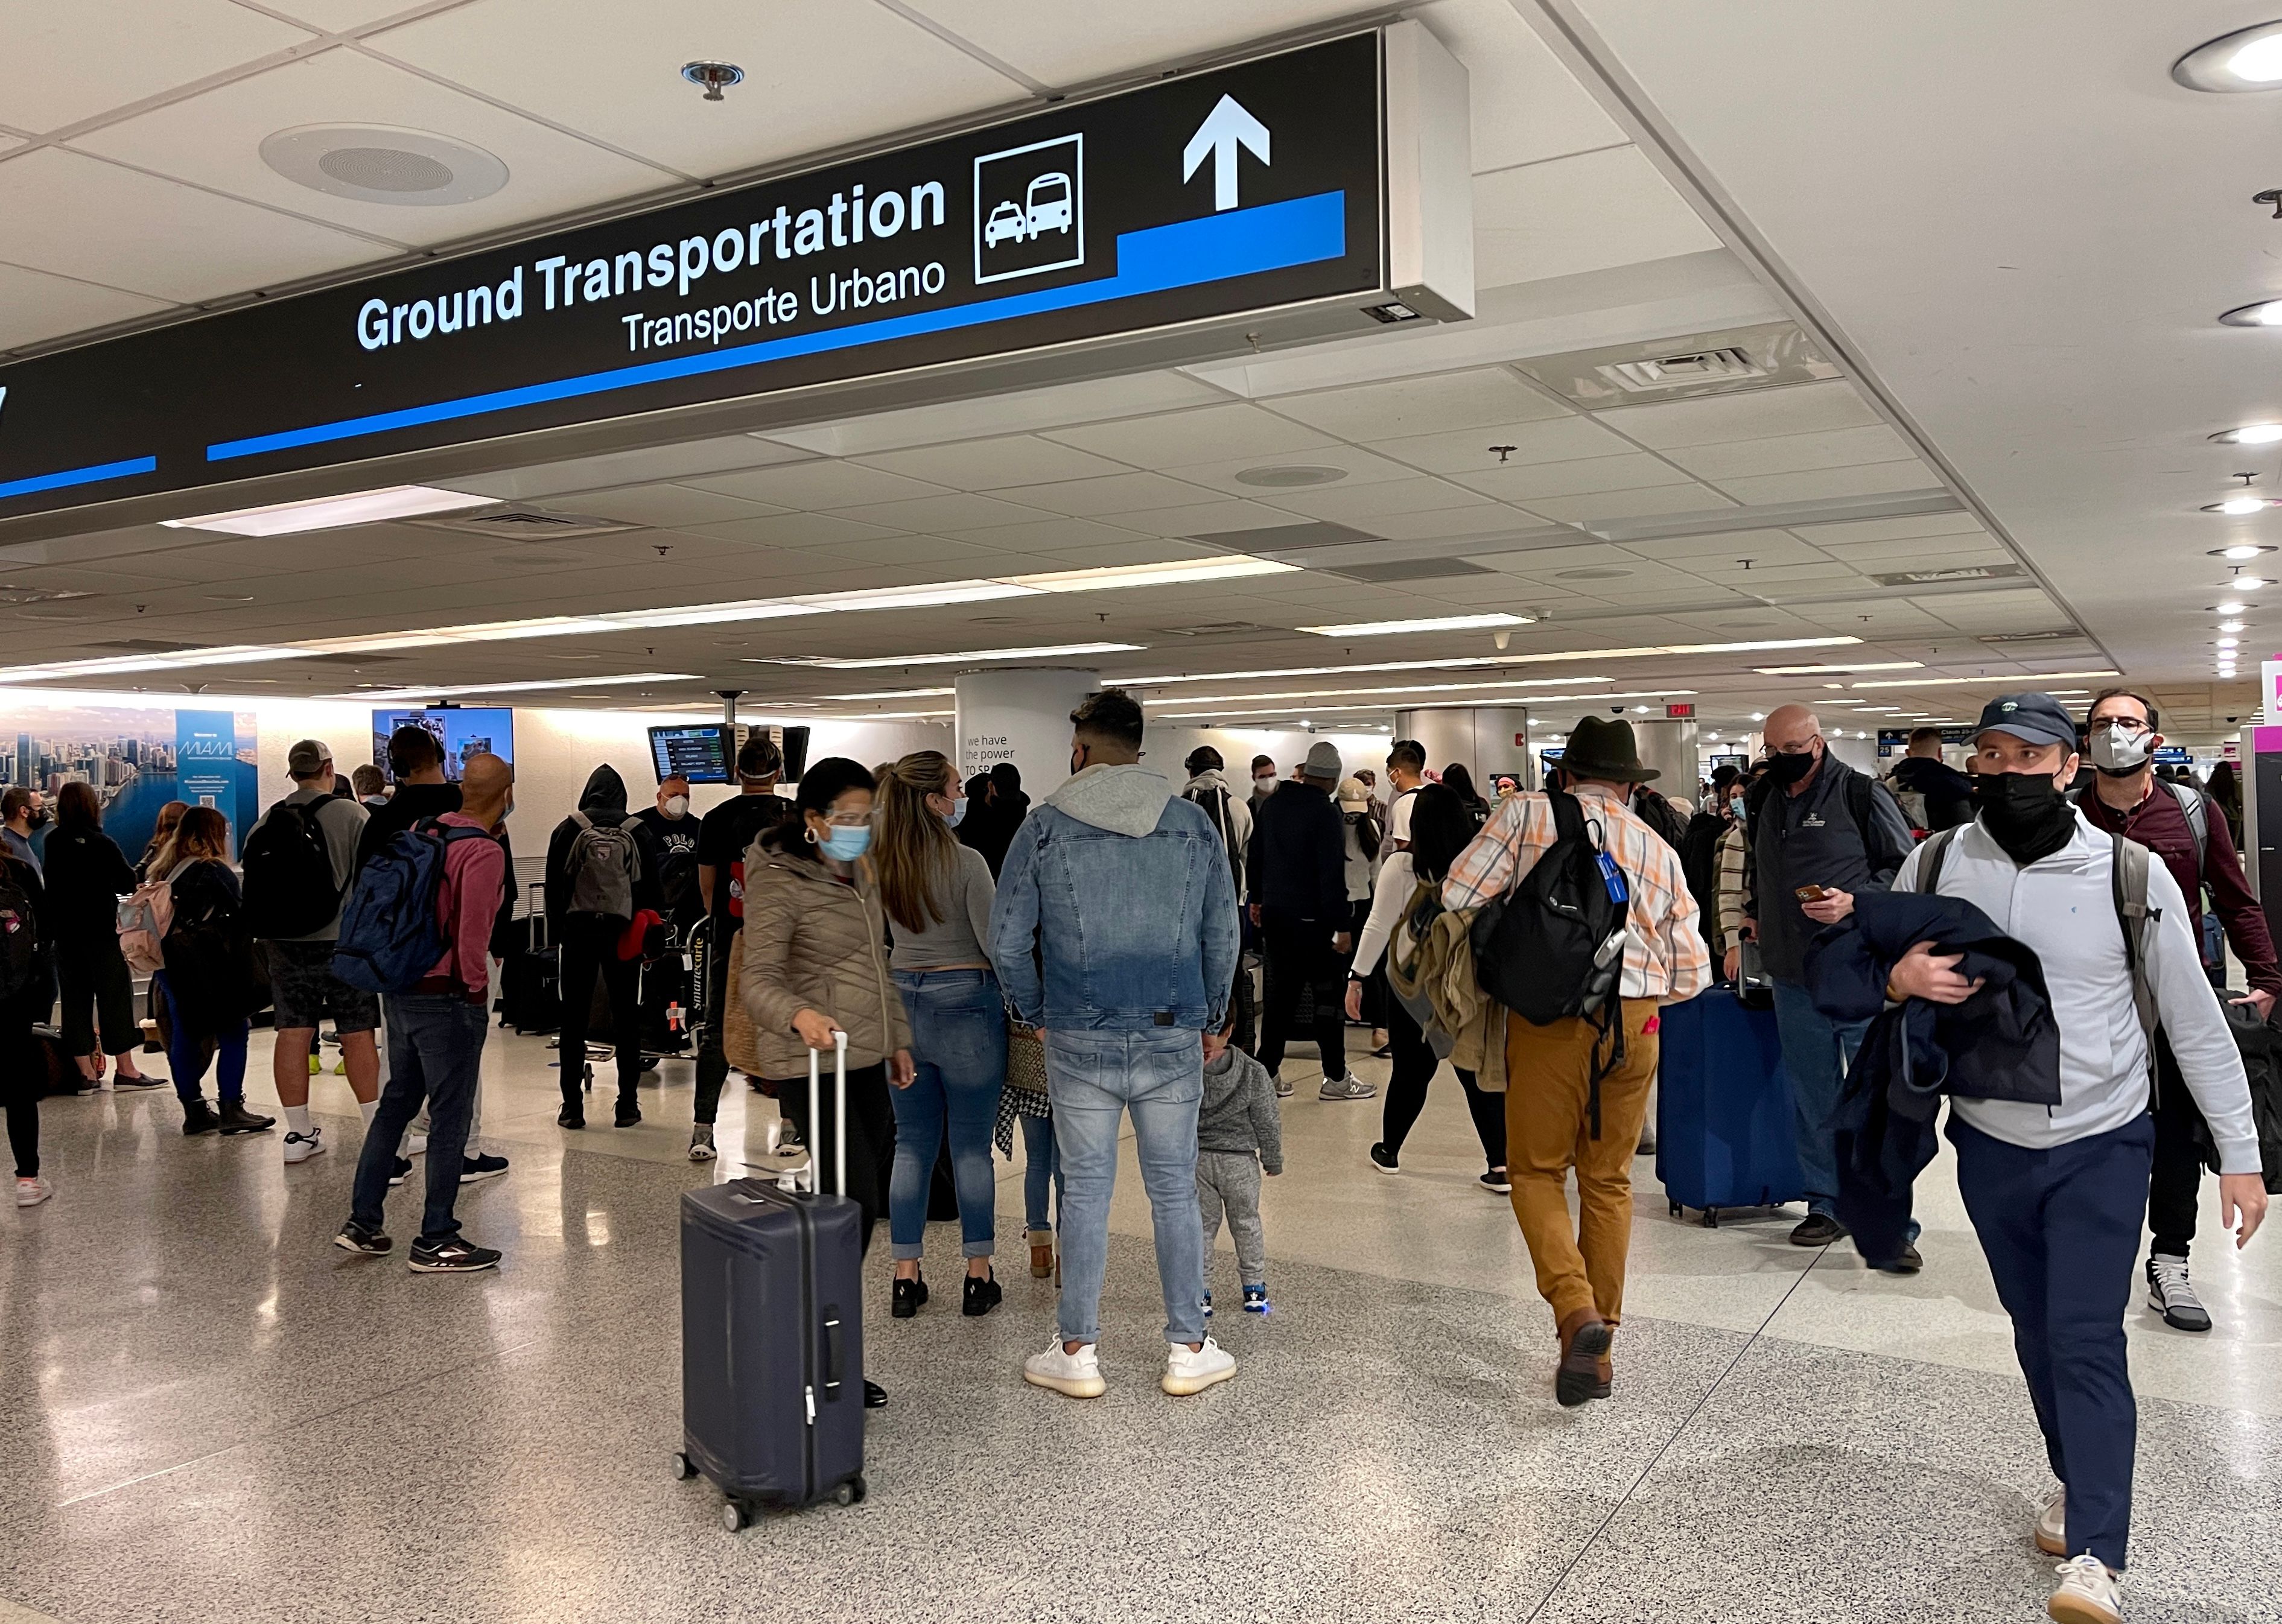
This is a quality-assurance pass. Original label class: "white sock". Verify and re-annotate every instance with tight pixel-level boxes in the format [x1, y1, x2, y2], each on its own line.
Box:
[358, 1099, 379, 1129]
[283, 1104, 313, 1137]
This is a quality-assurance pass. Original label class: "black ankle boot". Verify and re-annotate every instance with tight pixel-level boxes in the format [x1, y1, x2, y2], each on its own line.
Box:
[181, 1097, 221, 1136]
[891, 1271, 928, 1318]
[558, 1091, 585, 1129]
[962, 1270, 1002, 1318]
[216, 1100, 275, 1135]
[614, 1094, 641, 1128]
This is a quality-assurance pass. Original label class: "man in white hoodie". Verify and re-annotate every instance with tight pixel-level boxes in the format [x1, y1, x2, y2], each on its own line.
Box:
[1825, 692, 2265, 1624]
[990, 689, 1243, 1401]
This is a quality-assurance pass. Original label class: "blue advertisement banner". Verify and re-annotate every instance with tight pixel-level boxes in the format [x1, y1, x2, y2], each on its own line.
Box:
[174, 710, 240, 854]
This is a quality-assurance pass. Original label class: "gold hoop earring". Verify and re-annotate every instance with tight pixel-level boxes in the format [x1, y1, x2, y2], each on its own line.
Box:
[804, 825, 818, 844]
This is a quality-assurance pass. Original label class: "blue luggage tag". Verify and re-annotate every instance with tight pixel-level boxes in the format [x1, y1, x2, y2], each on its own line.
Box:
[1595, 850, 1629, 905]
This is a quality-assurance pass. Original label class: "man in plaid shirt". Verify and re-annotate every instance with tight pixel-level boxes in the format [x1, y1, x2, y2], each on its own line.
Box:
[1443, 715, 1708, 1406]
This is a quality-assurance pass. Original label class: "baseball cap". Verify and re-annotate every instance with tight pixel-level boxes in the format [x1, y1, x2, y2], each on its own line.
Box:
[287, 738, 332, 778]
[1971, 693, 2078, 752]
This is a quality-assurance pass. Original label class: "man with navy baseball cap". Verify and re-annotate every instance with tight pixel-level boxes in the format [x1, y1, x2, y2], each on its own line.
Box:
[1823, 691, 2264, 1622]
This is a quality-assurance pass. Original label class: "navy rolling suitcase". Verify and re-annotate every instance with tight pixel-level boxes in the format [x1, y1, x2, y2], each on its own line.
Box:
[1655, 985, 1804, 1226]
[675, 1034, 866, 1529]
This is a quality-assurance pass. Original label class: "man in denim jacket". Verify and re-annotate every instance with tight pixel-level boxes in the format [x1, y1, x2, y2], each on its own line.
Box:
[990, 688, 1242, 1400]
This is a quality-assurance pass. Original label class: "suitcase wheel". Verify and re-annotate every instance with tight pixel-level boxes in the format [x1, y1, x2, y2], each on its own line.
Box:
[720, 1499, 751, 1532]
[670, 1451, 694, 1482]
[833, 1474, 867, 1507]
[1668, 1200, 1682, 1219]
[1702, 1208, 1721, 1229]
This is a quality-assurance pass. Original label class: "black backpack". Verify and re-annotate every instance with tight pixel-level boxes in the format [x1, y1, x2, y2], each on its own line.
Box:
[164, 863, 269, 1024]
[1469, 790, 1630, 1133]
[1183, 784, 1245, 898]
[241, 798, 342, 939]
[0, 860, 42, 1001]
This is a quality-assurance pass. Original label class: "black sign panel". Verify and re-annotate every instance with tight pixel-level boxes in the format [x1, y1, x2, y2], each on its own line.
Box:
[0, 34, 1384, 522]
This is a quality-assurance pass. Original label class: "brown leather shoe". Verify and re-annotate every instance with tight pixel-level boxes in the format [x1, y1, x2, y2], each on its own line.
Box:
[1556, 1308, 1612, 1408]
[1028, 1228, 1055, 1280]
[1592, 1330, 1615, 1401]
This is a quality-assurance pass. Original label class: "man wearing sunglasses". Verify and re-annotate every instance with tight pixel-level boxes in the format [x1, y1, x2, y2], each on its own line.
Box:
[2076, 687, 2278, 1334]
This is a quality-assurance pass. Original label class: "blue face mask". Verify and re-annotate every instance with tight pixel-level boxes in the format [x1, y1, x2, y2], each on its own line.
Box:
[944, 796, 968, 829]
[819, 823, 872, 861]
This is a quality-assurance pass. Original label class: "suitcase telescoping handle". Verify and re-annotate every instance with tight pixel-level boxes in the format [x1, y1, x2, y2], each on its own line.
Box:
[804, 1029, 848, 1198]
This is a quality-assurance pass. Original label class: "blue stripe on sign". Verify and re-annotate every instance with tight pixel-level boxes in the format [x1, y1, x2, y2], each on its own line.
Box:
[208, 190, 1349, 463]
[0, 454, 160, 502]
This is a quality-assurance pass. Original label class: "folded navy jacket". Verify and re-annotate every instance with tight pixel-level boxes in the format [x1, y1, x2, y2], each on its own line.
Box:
[1804, 892, 2062, 1263]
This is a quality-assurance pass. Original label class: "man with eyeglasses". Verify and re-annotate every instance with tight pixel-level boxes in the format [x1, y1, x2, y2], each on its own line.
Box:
[1741, 704, 1918, 1253]
[2076, 687, 2278, 1334]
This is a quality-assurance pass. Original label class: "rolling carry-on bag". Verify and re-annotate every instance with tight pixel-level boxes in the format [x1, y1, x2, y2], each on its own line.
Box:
[498, 913, 561, 1035]
[676, 1032, 866, 1529]
[1656, 984, 1804, 1226]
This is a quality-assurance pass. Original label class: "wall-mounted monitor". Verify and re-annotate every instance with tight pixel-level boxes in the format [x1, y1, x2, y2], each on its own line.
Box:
[778, 725, 811, 785]
[649, 724, 731, 785]
[371, 706, 515, 784]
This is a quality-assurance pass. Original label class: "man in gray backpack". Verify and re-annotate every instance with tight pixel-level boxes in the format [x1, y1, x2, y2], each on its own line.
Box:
[543, 766, 664, 1129]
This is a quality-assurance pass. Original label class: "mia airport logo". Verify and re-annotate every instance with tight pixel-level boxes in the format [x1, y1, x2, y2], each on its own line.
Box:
[973, 133, 1083, 285]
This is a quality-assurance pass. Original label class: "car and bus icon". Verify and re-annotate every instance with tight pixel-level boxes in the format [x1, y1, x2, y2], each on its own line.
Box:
[983, 173, 1074, 247]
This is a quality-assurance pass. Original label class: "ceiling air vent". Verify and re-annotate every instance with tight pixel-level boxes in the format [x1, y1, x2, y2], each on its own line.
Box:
[1597, 347, 1764, 393]
[1327, 558, 1496, 584]
[411, 507, 640, 541]
[1869, 563, 2024, 586]
[1978, 628, 2085, 644]
[1153, 621, 1270, 636]
[0, 584, 92, 606]
[1514, 322, 1840, 409]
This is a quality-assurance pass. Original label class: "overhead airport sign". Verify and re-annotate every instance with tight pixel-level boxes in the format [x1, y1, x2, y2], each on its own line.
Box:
[0, 26, 1471, 525]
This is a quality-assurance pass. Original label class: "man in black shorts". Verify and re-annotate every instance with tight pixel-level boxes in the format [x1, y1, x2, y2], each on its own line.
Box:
[687, 734, 795, 1162]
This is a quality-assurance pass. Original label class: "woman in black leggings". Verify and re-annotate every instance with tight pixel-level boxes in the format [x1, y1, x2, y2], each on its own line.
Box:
[2, 849, 55, 1206]
[1346, 783, 1508, 1191]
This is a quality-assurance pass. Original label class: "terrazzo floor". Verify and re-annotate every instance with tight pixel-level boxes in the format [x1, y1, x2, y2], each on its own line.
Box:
[3, 1018, 2277, 1623]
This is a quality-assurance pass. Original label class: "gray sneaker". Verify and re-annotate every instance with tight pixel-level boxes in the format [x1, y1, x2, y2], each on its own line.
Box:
[1270, 1070, 1292, 1099]
[1318, 1072, 1376, 1100]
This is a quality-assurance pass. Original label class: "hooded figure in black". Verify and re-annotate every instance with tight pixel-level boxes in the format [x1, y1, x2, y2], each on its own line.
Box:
[542, 766, 664, 1127]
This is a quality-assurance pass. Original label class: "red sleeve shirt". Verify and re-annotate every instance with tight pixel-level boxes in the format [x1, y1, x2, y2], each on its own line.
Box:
[2079, 781, 2282, 997]
[420, 813, 507, 1000]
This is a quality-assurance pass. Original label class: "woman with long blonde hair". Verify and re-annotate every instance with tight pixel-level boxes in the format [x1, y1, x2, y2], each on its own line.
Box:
[873, 750, 1007, 1319]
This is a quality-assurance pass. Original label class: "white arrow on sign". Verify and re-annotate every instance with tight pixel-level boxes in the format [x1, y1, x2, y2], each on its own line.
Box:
[1181, 94, 1270, 212]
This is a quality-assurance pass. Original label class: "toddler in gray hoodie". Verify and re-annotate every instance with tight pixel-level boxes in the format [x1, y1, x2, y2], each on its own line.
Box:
[1197, 1033, 1283, 1315]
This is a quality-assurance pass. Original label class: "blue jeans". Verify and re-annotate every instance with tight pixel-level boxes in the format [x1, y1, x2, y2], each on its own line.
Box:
[1046, 1027, 1207, 1347]
[351, 994, 487, 1243]
[154, 970, 247, 1105]
[1950, 1112, 2154, 1572]
[888, 969, 1006, 1262]
[1020, 1112, 1061, 1233]
[1771, 980, 1872, 1215]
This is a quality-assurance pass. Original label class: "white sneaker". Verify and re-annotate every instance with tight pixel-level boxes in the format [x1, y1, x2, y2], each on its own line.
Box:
[282, 1128, 326, 1164]
[1023, 1336, 1107, 1399]
[1161, 1336, 1236, 1395]
[2035, 1488, 2068, 1557]
[14, 1176, 52, 1208]
[688, 1124, 718, 1162]
[1318, 1071, 1376, 1100]
[2048, 1553, 2121, 1623]
[404, 1132, 429, 1158]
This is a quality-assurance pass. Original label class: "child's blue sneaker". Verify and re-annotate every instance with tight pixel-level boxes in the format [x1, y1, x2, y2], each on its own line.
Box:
[1201, 1290, 1213, 1319]
[1242, 1283, 1269, 1313]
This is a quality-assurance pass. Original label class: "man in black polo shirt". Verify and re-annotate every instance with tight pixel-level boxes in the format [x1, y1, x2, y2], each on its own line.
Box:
[687, 734, 795, 1162]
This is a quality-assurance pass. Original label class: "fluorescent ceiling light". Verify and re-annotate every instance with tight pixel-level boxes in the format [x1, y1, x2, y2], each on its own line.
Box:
[1298, 612, 1533, 637]
[2221, 577, 2275, 591]
[0, 642, 322, 683]
[818, 686, 958, 701]
[2175, 22, 2282, 91]
[1008, 557, 1297, 592]
[326, 671, 699, 702]
[1850, 670, 2120, 689]
[2214, 427, 2282, 446]
[1753, 662, 1924, 675]
[798, 582, 1035, 612]
[2207, 497, 2277, 515]
[2215, 544, 2278, 560]
[1854, 705, 1903, 712]
[755, 641, 1143, 670]
[2220, 620, 2247, 632]
[2219, 299, 2282, 328]
[1152, 685, 1694, 707]
[159, 484, 497, 536]
[1154, 689, 1688, 720]
[1131, 638, 1858, 685]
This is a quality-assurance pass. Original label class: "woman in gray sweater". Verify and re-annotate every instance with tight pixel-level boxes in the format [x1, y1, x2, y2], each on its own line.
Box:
[875, 750, 1008, 1320]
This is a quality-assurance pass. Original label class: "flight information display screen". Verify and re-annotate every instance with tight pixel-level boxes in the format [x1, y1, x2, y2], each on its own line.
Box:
[649, 725, 732, 785]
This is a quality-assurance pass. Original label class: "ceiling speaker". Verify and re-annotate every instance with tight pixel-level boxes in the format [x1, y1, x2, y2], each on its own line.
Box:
[261, 124, 509, 206]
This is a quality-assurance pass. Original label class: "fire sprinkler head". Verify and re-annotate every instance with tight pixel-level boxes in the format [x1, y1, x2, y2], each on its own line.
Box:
[681, 61, 746, 102]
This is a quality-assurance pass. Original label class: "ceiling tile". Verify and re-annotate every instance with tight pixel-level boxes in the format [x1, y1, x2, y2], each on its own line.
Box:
[760, 372, 1226, 457]
[1710, 461, 1942, 506]
[0, 147, 383, 301]
[263, 1, 450, 27]
[892, 0, 1364, 86]
[1043, 403, 1336, 466]
[556, 483, 779, 526]
[1268, 366, 1569, 440]
[1596, 379, 1884, 449]
[1420, 0, 1627, 173]
[1797, 512, 1987, 546]
[0, 260, 173, 349]
[5, 1, 316, 133]
[1367, 413, 1632, 475]
[1161, 445, 1422, 497]
[992, 471, 1217, 518]
[1451, 452, 1694, 503]
[687, 461, 946, 508]
[369, 0, 1023, 176]
[1626, 531, 1827, 568]
[70, 49, 674, 243]
[1085, 498, 1310, 539]
[1659, 423, 1918, 481]
[1257, 477, 1501, 525]
[819, 492, 1049, 533]
[855, 434, 1130, 490]
[929, 516, 1151, 553]
[1368, 504, 1543, 542]
[1520, 484, 1738, 525]
[1473, 145, 1720, 289]
[681, 512, 906, 548]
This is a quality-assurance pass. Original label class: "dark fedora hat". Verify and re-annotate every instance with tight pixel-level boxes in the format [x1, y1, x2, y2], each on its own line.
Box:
[1559, 715, 1659, 782]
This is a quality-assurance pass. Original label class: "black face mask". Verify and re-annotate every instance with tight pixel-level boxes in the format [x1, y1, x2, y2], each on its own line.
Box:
[1973, 770, 2076, 865]
[1766, 747, 1817, 785]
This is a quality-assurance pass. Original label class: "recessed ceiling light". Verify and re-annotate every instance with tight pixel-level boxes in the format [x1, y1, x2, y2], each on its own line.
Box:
[817, 686, 958, 701]
[203, 593, 255, 603]
[2220, 620, 2247, 632]
[2219, 299, 2282, 328]
[1233, 465, 1348, 487]
[1851, 669, 2120, 689]
[2220, 576, 2275, 589]
[2212, 425, 2282, 446]
[1755, 662, 1924, 674]
[1297, 612, 1534, 637]
[2216, 600, 2254, 614]
[1749, 712, 1764, 721]
[2205, 496, 2280, 515]
[1630, 704, 1651, 713]
[2218, 637, 2242, 648]
[161, 484, 499, 536]
[2213, 544, 2277, 559]
[2174, 21, 2282, 92]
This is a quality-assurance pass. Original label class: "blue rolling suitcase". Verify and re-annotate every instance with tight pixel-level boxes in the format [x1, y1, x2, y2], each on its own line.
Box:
[1656, 985, 1804, 1226]
[675, 1035, 866, 1529]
